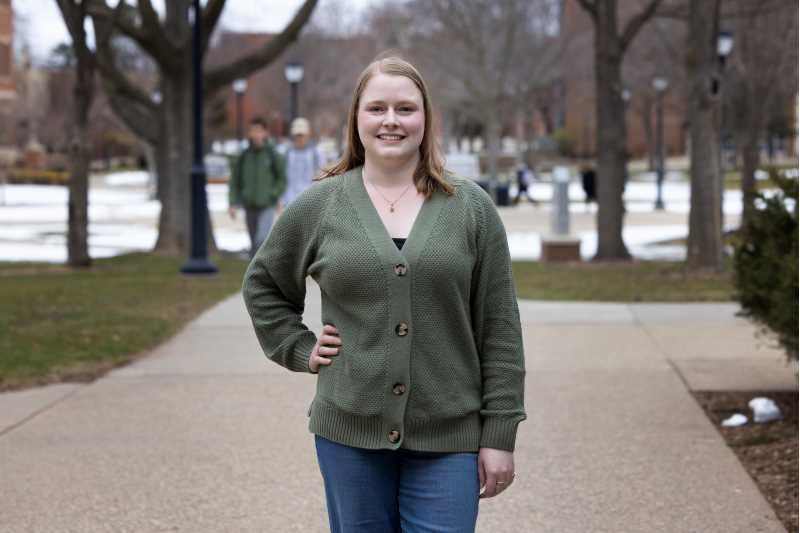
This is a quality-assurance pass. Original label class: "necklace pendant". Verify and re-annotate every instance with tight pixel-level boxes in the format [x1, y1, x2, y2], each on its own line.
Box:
[389, 206, 395, 213]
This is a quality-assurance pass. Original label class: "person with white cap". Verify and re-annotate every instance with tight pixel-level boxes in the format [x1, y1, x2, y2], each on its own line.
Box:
[278, 117, 326, 213]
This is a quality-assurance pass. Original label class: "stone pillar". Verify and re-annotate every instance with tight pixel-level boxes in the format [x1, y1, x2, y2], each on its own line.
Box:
[541, 166, 581, 262]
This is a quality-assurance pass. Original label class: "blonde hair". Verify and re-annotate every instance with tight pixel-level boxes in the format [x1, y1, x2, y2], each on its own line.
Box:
[316, 55, 454, 198]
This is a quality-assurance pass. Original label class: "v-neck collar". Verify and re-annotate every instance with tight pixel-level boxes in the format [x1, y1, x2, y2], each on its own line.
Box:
[344, 165, 447, 266]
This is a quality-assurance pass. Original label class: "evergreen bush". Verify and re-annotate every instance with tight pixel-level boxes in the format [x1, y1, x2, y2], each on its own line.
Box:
[732, 169, 798, 361]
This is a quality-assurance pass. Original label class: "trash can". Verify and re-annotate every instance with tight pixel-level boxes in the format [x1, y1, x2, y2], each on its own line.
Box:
[495, 184, 510, 206]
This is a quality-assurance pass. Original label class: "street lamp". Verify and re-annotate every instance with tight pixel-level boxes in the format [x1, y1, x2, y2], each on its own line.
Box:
[621, 87, 632, 189]
[181, 0, 217, 275]
[284, 61, 304, 124]
[717, 31, 734, 66]
[716, 31, 734, 234]
[652, 76, 669, 210]
[232, 78, 248, 150]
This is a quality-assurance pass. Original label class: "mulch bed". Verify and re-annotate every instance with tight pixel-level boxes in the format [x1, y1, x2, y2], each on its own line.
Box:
[693, 390, 798, 533]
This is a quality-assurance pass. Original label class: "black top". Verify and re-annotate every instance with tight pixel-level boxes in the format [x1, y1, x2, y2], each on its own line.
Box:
[392, 237, 407, 250]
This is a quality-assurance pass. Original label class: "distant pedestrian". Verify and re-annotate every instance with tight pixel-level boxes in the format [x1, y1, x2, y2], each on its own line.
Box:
[513, 164, 536, 205]
[278, 117, 326, 211]
[228, 117, 286, 258]
[580, 163, 597, 205]
[242, 55, 526, 533]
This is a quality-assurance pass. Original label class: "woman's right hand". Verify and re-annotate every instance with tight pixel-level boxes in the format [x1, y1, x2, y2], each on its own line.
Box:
[309, 324, 341, 373]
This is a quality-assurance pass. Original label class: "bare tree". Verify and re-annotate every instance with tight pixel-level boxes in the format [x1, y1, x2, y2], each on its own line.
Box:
[724, 0, 798, 228]
[402, 0, 564, 183]
[78, 0, 318, 256]
[622, 15, 687, 169]
[684, 0, 724, 271]
[55, 0, 95, 268]
[576, 0, 663, 261]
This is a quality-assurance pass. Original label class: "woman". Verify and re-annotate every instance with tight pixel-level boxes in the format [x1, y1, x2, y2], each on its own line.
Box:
[242, 56, 526, 532]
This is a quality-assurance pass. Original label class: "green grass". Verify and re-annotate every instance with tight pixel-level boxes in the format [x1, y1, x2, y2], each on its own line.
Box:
[628, 168, 793, 191]
[511, 259, 735, 302]
[0, 253, 248, 392]
[0, 253, 736, 392]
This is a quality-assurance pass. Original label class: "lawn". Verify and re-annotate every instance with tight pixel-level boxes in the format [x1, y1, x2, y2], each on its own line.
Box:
[0, 253, 735, 392]
[0, 253, 249, 392]
[511, 259, 735, 302]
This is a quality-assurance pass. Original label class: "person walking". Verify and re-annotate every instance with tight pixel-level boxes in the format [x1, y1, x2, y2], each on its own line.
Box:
[580, 163, 597, 210]
[242, 56, 526, 533]
[278, 117, 327, 211]
[228, 117, 286, 258]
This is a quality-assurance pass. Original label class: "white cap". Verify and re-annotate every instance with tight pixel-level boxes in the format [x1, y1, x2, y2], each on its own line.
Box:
[290, 117, 311, 136]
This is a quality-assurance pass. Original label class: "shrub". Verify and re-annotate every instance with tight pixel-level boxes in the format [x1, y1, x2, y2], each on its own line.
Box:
[732, 170, 798, 361]
[551, 128, 576, 157]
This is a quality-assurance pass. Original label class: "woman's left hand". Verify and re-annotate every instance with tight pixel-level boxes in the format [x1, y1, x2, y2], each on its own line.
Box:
[478, 447, 515, 499]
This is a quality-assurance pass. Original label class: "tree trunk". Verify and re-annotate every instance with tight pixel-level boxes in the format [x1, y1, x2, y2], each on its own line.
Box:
[66, 4, 94, 269]
[67, 85, 92, 267]
[592, 2, 630, 260]
[686, 0, 723, 272]
[739, 130, 760, 229]
[152, 4, 219, 258]
[485, 115, 501, 184]
[639, 97, 656, 171]
[153, 71, 193, 255]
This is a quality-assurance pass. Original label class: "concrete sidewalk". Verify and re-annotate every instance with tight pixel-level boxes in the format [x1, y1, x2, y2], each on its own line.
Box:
[0, 281, 795, 532]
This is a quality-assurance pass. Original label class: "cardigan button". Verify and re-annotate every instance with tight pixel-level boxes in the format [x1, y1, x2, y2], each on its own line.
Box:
[395, 322, 408, 336]
[392, 383, 406, 395]
[388, 430, 401, 443]
[394, 263, 407, 276]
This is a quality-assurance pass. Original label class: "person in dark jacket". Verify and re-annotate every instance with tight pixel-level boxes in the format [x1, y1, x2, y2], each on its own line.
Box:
[580, 163, 597, 206]
[228, 117, 287, 258]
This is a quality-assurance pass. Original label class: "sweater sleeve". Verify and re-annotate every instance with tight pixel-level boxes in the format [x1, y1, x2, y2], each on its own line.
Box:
[241, 184, 324, 372]
[470, 186, 527, 451]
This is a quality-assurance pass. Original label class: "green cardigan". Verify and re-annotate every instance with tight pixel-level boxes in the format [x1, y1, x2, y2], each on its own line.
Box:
[242, 166, 526, 452]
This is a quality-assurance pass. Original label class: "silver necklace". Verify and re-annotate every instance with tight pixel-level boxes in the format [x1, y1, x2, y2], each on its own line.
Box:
[365, 175, 414, 213]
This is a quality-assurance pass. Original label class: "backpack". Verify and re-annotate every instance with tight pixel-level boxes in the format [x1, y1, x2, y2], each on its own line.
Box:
[236, 142, 281, 190]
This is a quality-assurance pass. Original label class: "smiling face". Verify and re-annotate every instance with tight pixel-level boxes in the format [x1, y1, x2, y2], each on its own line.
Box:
[357, 73, 425, 167]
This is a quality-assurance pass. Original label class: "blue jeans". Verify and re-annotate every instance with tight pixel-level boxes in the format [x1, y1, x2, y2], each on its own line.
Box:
[244, 206, 276, 258]
[314, 435, 480, 533]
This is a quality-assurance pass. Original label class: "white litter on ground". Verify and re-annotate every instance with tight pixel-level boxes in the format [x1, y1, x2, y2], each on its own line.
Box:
[748, 397, 782, 423]
[721, 413, 748, 427]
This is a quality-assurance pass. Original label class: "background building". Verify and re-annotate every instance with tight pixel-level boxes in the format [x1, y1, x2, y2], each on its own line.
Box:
[0, 0, 16, 151]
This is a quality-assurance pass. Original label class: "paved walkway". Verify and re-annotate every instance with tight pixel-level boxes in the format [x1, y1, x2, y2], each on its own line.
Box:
[1, 282, 795, 532]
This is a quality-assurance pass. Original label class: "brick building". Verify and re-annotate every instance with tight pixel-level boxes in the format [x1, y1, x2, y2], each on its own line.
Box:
[0, 0, 16, 149]
[559, 0, 686, 159]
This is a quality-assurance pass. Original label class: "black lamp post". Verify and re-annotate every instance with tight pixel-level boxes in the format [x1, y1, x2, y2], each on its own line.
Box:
[621, 87, 631, 190]
[233, 78, 247, 150]
[652, 76, 668, 210]
[716, 31, 734, 234]
[181, 0, 217, 274]
[284, 61, 304, 125]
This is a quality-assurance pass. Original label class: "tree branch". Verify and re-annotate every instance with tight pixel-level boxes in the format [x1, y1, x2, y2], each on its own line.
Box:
[90, 6, 159, 141]
[100, 82, 160, 144]
[86, 0, 182, 73]
[204, 0, 318, 95]
[576, 0, 597, 19]
[55, 0, 96, 69]
[202, 0, 227, 54]
[621, 0, 664, 52]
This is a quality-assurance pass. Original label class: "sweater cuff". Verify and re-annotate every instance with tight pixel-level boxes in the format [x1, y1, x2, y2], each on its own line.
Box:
[480, 417, 523, 452]
[289, 333, 317, 373]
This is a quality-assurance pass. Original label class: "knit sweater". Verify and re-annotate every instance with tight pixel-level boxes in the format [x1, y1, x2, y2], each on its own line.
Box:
[242, 166, 526, 452]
